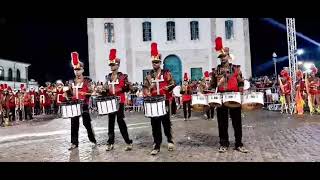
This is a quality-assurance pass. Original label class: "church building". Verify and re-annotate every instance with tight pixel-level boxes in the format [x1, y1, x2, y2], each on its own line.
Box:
[87, 18, 252, 85]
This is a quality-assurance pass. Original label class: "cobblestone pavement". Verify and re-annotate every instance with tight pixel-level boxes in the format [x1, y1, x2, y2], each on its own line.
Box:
[0, 109, 319, 162]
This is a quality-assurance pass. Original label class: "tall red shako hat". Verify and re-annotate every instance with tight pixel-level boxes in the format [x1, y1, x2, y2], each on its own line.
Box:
[151, 42, 161, 62]
[108, 49, 120, 65]
[20, 84, 26, 91]
[184, 73, 189, 82]
[215, 37, 234, 61]
[71, 51, 83, 70]
[204, 71, 210, 80]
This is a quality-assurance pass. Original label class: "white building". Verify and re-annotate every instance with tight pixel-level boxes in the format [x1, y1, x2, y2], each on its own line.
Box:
[0, 58, 39, 90]
[88, 18, 251, 85]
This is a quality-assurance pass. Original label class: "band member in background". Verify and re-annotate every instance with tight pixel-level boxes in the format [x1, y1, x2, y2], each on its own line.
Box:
[39, 86, 48, 114]
[181, 73, 192, 121]
[67, 51, 97, 150]
[306, 65, 319, 114]
[8, 87, 16, 124]
[0, 84, 3, 126]
[1, 84, 10, 126]
[211, 37, 248, 153]
[55, 80, 66, 114]
[143, 42, 176, 155]
[29, 87, 36, 116]
[202, 71, 215, 121]
[21, 85, 33, 120]
[102, 49, 133, 151]
[279, 68, 292, 114]
[295, 70, 305, 115]
[16, 88, 24, 121]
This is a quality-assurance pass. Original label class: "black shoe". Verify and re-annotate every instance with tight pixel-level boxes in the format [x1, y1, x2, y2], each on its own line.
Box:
[68, 144, 78, 151]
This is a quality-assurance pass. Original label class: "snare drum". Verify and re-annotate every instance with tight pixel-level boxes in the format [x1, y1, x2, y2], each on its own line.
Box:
[207, 93, 222, 107]
[96, 96, 120, 115]
[60, 100, 82, 119]
[222, 92, 241, 108]
[191, 94, 209, 112]
[242, 92, 264, 111]
[143, 96, 167, 118]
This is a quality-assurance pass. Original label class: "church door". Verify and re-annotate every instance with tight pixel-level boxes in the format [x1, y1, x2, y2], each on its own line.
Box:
[164, 55, 182, 86]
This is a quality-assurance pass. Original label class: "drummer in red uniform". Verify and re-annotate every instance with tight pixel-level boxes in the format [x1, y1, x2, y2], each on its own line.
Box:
[143, 42, 176, 155]
[211, 37, 248, 153]
[102, 49, 133, 151]
[67, 51, 97, 150]
[181, 73, 192, 121]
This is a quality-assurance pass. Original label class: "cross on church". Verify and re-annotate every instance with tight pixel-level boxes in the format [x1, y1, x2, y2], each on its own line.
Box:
[152, 75, 164, 95]
[108, 79, 119, 95]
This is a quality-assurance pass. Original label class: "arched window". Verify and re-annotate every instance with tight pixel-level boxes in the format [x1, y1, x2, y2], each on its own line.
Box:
[166, 21, 176, 41]
[225, 20, 234, 40]
[190, 21, 199, 40]
[16, 69, 21, 82]
[104, 22, 115, 43]
[0, 66, 4, 80]
[8, 68, 13, 81]
[142, 21, 152, 41]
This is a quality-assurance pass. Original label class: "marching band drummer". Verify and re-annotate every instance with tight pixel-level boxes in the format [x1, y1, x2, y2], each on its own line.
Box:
[143, 42, 176, 155]
[211, 37, 248, 153]
[101, 49, 133, 152]
[200, 71, 215, 121]
[67, 51, 97, 151]
[181, 73, 192, 121]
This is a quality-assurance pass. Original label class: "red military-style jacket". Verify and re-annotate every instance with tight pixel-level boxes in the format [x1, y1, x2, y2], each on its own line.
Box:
[181, 85, 192, 102]
[211, 63, 244, 93]
[29, 91, 36, 107]
[39, 89, 50, 107]
[55, 87, 66, 105]
[70, 77, 91, 105]
[143, 69, 176, 101]
[105, 72, 131, 104]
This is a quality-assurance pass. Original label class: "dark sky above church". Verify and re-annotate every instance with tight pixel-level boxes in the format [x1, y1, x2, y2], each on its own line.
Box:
[0, 17, 319, 85]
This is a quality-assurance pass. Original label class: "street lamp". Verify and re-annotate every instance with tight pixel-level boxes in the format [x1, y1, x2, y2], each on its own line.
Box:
[296, 49, 304, 56]
[272, 52, 277, 77]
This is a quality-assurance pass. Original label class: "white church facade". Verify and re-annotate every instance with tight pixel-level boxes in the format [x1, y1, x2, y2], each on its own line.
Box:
[87, 18, 251, 85]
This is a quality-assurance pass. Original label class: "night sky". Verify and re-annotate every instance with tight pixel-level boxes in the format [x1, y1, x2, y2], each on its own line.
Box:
[0, 18, 319, 85]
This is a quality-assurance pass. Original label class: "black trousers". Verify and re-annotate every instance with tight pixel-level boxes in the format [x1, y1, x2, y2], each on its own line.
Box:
[171, 98, 177, 115]
[71, 104, 96, 146]
[107, 103, 132, 145]
[183, 100, 191, 119]
[9, 108, 15, 121]
[150, 100, 173, 150]
[206, 106, 215, 119]
[216, 105, 243, 148]
[24, 106, 33, 120]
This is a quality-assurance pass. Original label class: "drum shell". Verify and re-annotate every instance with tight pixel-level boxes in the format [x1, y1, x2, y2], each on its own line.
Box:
[222, 92, 242, 108]
[95, 96, 120, 115]
[143, 96, 167, 117]
[242, 92, 264, 111]
[191, 94, 209, 112]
